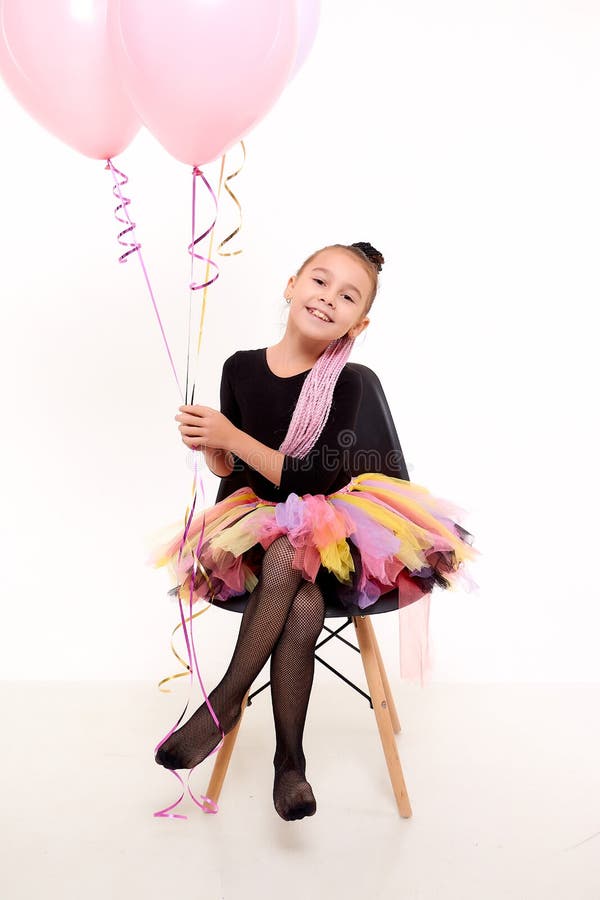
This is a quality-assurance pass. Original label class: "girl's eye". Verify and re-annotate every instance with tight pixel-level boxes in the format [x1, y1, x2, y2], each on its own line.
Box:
[312, 277, 355, 302]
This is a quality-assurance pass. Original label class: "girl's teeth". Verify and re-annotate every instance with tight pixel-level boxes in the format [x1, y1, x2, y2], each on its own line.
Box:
[308, 308, 330, 322]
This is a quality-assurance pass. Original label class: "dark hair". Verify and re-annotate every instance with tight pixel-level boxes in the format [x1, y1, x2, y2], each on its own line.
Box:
[349, 241, 385, 273]
[296, 241, 385, 313]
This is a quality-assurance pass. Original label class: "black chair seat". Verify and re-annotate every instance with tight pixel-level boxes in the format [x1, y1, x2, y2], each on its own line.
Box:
[208, 589, 400, 619]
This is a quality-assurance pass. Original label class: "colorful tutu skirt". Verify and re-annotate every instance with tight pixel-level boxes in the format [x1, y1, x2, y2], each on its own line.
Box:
[149, 472, 479, 683]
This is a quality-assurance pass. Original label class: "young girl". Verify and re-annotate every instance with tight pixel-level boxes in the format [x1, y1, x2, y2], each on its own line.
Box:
[152, 241, 476, 821]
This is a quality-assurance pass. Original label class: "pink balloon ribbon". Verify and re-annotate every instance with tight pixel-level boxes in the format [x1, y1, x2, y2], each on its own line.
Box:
[105, 159, 184, 398]
[105, 159, 227, 817]
[153, 469, 226, 818]
[190, 167, 220, 292]
[153, 170, 227, 818]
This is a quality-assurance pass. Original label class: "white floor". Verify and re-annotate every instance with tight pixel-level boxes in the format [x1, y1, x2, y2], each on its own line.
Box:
[1, 678, 599, 900]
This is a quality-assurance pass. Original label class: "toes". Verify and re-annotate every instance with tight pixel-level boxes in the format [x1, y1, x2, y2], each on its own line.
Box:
[273, 773, 317, 820]
[154, 702, 235, 773]
[287, 796, 317, 820]
[155, 744, 182, 770]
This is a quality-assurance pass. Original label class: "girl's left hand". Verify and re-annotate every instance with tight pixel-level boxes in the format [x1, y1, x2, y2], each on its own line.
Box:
[175, 405, 237, 451]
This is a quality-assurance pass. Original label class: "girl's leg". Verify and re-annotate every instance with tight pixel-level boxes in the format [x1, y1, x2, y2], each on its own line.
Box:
[155, 535, 305, 771]
[270, 581, 325, 821]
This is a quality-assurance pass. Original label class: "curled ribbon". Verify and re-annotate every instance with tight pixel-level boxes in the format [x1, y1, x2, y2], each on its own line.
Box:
[106, 148, 245, 818]
[105, 158, 183, 396]
[105, 159, 141, 262]
[216, 140, 246, 257]
[155, 155, 245, 818]
[154, 149, 242, 693]
[153, 466, 225, 817]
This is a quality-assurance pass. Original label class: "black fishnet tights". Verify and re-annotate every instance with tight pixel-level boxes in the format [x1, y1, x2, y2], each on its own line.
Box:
[269, 579, 325, 819]
[155, 535, 326, 820]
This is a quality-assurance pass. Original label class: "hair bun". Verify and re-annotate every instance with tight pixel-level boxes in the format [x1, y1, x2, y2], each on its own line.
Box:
[351, 241, 385, 273]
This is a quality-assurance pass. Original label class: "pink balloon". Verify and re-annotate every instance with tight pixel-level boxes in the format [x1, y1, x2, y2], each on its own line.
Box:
[0, 0, 140, 159]
[112, 0, 297, 167]
[289, 0, 321, 82]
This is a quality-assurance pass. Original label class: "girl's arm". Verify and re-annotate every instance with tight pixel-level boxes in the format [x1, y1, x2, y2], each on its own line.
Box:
[202, 352, 240, 478]
[203, 446, 235, 478]
[226, 367, 363, 492]
[177, 354, 362, 491]
[180, 416, 283, 485]
[177, 353, 276, 482]
[213, 350, 284, 486]
[226, 431, 285, 488]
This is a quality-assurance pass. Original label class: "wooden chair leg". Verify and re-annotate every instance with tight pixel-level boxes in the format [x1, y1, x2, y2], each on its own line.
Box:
[201, 689, 250, 812]
[361, 614, 401, 735]
[353, 616, 412, 818]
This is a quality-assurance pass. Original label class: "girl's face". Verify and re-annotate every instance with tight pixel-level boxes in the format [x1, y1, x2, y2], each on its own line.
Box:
[284, 248, 371, 343]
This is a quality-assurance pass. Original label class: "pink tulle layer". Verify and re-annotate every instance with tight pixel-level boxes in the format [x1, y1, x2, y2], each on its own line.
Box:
[151, 474, 479, 684]
[154, 473, 478, 613]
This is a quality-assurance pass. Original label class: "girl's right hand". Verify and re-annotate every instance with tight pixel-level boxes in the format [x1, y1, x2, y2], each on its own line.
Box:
[175, 412, 234, 476]
[175, 404, 237, 451]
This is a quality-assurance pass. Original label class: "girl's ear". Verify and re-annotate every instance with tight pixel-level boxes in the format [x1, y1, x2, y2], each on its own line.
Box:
[348, 317, 370, 340]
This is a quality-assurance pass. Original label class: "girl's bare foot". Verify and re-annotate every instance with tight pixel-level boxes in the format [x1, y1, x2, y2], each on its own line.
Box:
[155, 695, 243, 770]
[273, 767, 317, 820]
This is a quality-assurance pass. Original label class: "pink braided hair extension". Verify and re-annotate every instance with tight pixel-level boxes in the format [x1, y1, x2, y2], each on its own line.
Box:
[278, 334, 355, 459]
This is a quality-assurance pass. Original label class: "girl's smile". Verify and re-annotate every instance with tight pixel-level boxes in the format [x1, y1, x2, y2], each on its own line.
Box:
[306, 306, 333, 323]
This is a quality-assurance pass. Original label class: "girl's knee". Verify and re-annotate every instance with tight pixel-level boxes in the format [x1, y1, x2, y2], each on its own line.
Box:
[287, 582, 325, 631]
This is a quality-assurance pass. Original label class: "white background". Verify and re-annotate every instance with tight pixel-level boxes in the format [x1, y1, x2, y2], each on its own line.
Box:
[1, 0, 598, 682]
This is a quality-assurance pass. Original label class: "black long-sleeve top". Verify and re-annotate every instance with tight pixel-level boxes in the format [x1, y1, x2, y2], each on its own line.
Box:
[219, 347, 363, 502]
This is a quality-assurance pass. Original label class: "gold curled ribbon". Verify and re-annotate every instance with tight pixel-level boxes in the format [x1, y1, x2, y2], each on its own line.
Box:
[193, 140, 245, 369]
[157, 606, 209, 692]
[158, 542, 220, 693]
[217, 140, 245, 257]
